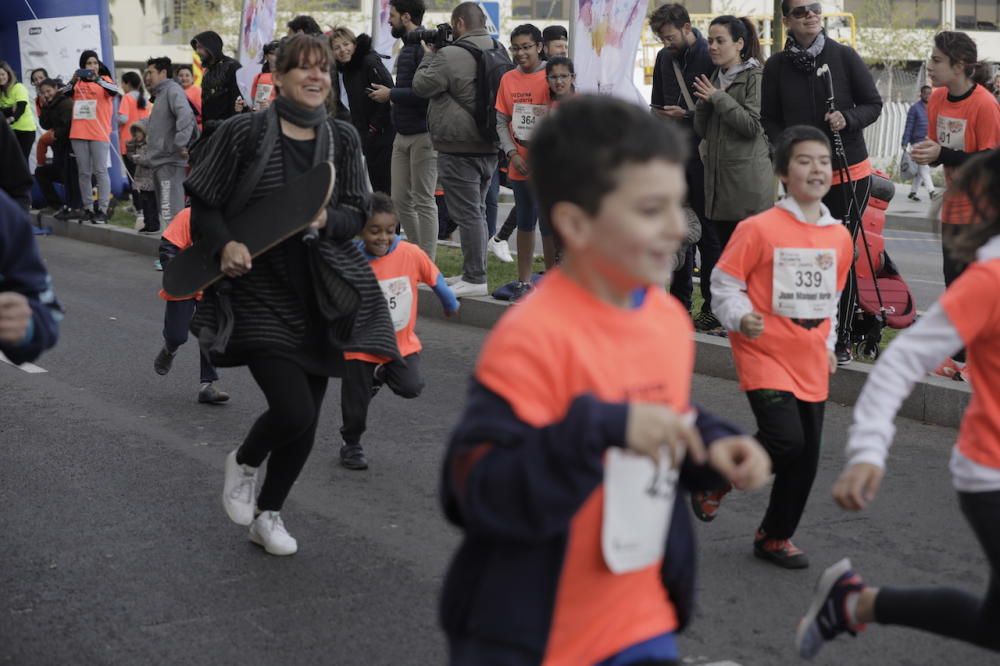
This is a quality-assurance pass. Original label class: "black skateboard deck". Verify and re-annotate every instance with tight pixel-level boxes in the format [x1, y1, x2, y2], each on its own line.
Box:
[163, 161, 334, 299]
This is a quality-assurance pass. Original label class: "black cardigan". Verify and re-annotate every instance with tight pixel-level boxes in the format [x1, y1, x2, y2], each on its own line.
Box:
[761, 37, 882, 166]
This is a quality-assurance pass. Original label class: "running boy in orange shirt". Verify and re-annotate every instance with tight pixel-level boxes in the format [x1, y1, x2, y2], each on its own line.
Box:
[696, 125, 854, 569]
[338, 193, 459, 470]
[440, 95, 770, 666]
[495, 23, 555, 302]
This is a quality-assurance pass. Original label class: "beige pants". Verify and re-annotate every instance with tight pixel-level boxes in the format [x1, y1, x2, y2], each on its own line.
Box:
[391, 132, 438, 259]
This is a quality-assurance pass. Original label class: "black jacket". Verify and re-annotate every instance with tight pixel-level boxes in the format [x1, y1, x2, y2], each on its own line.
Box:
[0, 121, 31, 210]
[390, 37, 429, 135]
[38, 92, 74, 149]
[761, 36, 882, 166]
[650, 28, 714, 148]
[336, 34, 395, 143]
[191, 31, 242, 137]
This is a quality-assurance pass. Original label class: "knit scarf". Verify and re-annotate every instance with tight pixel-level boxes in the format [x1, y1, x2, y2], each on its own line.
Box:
[784, 30, 826, 74]
[717, 58, 760, 91]
[273, 94, 328, 128]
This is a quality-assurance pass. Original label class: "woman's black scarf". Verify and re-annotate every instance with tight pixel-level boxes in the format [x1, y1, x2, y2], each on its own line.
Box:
[784, 30, 826, 74]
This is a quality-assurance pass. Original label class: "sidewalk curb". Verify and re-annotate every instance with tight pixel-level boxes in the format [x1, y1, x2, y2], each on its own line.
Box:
[885, 213, 935, 234]
[417, 287, 971, 430]
[37, 212, 969, 430]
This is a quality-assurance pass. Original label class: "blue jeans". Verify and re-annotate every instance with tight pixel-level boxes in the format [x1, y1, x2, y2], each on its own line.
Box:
[510, 179, 548, 236]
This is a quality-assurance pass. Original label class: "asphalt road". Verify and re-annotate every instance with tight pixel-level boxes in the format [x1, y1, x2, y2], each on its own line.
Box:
[1, 236, 991, 665]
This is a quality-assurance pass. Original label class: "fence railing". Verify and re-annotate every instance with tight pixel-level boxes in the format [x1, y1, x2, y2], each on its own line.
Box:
[863, 101, 909, 161]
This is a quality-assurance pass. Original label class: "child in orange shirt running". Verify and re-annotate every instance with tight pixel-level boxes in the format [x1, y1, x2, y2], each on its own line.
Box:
[797, 148, 1000, 659]
[912, 31, 1000, 381]
[338, 193, 459, 470]
[695, 125, 854, 570]
[440, 95, 770, 666]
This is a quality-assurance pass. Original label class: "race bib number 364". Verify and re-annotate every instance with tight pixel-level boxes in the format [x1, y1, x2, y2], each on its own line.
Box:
[512, 103, 548, 142]
[772, 247, 838, 319]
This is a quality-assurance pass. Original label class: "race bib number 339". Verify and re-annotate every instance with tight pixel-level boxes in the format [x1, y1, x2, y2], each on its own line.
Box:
[772, 247, 838, 319]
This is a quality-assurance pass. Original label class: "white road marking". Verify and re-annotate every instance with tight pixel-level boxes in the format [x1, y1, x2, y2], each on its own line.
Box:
[0, 351, 47, 374]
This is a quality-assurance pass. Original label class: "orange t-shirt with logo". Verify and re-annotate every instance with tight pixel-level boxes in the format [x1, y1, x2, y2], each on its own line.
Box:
[716, 206, 853, 402]
[185, 85, 203, 130]
[345, 240, 441, 364]
[941, 259, 1000, 468]
[475, 269, 689, 665]
[158, 208, 202, 302]
[251, 72, 277, 110]
[495, 68, 550, 182]
[928, 84, 1000, 225]
[118, 92, 150, 155]
[69, 76, 116, 143]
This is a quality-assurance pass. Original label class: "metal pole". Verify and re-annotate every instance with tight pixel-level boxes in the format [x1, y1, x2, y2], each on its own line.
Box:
[772, 0, 783, 52]
[568, 0, 577, 62]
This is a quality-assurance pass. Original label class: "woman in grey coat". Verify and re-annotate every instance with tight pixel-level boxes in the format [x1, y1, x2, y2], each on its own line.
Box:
[692, 15, 773, 328]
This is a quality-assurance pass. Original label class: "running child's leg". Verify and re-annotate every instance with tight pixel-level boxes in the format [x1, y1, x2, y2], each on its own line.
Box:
[382, 352, 425, 399]
[339, 359, 376, 470]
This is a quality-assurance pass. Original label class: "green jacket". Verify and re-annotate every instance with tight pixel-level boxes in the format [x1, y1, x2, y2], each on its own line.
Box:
[693, 66, 773, 222]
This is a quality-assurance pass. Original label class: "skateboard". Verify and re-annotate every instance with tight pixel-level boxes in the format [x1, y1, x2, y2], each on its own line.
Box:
[163, 161, 334, 299]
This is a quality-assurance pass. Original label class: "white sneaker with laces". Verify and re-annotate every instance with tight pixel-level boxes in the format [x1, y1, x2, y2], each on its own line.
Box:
[451, 279, 489, 298]
[222, 449, 258, 526]
[249, 511, 298, 556]
[445, 274, 463, 286]
[488, 236, 514, 263]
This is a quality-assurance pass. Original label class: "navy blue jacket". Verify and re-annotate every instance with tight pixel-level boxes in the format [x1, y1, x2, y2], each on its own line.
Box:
[0, 190, 61, 364]
[439, 381, 740, 662]
[902, 100, 928, 147]
[650, 28, 714, 150]
[390, 37, 430, 135]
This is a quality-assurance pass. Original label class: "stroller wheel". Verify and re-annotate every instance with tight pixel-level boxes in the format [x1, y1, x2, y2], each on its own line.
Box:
[856, 340, 881, 361]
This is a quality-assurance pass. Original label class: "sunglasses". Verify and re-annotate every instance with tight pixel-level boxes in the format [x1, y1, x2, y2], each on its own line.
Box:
[787, 2, 822, 18]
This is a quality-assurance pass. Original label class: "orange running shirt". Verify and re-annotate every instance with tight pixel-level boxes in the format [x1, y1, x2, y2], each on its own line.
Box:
[928, 85, 1000, 225]
[69, 77, 116, 143]
[185, 85, 203, 129]
[495, 68, 550, 182]
[158, 209, 201, 302]
[251, 72, 277, 110]
[940, 259, 1000, 468]
[475, 269, 689, 665]
[118, 92, 149, 155]
[717, 206, 853, 402]
[345, 241, 441, 364]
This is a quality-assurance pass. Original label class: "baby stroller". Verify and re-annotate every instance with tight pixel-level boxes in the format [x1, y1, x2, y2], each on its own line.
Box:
[847, 171, 917, 360]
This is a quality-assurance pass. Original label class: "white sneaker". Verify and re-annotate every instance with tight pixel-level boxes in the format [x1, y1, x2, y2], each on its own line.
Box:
[249, 511, 298, 556]
[450, 279, 489, 298]
[222, 449, 258, 526]
[488, 236, 514, 263]
[445, 274, 463, 286]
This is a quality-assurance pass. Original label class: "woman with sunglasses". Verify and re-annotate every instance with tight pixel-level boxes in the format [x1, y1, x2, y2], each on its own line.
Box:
[761, 0, 882, 367]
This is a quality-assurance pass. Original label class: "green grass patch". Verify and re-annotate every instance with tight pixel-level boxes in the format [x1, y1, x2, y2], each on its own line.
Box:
[433, 244, 545, 291]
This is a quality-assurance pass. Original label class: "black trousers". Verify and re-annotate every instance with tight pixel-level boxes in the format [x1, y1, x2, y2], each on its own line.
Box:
[13, 130, 34, 163]
[163, 299, 217, 383]
[237, 357, 329, 511]
[35, 159, 68, 209]
[699, 219, 740, 314]
[138, 190, 160, 230]
[340, 353, 424, 446]
[364, 132, 394, 195]
[747, 389, 825, 540]
[495, 206, 517, 242]
[671, 156, 707, 311]
[122, 155, 142, 209]
[824, 176, 872, 346]
[875, 490, 1000, 652]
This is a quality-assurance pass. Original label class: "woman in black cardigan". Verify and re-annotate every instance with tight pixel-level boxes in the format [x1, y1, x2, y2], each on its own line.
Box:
[330, 27, 395, 193]
[761, 0, 882, 365]
[185, 34, 398, 556]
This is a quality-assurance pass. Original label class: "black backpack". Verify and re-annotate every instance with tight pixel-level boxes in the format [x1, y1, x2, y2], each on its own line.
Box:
[450, 38, 514, 144]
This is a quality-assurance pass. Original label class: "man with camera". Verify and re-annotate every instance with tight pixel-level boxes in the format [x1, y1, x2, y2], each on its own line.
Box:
[368, 0, 440, 260]
[412, 2, 500, 298]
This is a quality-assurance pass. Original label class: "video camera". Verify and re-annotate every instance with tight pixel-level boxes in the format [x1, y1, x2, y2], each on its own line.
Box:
[403, 23, 454, 49]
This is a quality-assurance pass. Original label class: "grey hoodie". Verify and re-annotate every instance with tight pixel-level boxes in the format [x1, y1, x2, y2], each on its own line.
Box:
[147, 77, 196, 169]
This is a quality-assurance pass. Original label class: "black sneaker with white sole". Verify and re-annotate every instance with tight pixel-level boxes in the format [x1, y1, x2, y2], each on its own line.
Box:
[835, 343, 853, 366]
[796, 558, 867, 659]
[154, 346, 176, 375]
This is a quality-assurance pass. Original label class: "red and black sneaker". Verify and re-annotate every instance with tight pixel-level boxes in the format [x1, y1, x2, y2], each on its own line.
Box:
[753, 528, 809, 569]
[690, 483, 732, 522]
[796, 558, 867, 659]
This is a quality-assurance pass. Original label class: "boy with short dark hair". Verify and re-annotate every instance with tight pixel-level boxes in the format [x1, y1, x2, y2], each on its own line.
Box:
[440, 95, 770, 665]
[339, 193, 459, 470]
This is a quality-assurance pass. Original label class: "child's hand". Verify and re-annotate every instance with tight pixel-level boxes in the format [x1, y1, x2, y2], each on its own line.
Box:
[0, 292, 32, 344]
[625, 404, 705, 467]
[739, 312, 764, 338]
[706, 436, 770, 490]
[235, 97, 246, 113]
[833, 462, 884, 511]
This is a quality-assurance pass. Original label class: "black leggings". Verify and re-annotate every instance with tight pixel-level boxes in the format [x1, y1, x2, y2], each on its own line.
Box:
[747, 390, 825, 540]
[875, 490, 1000, 652]
[14, 130, 34, 163]
[495, 205, 517, 242]
[824, 176, 872, 346]
[699, 219, 740, 314]
[941, 224, 968, 363]
[236, 357, 328, 511]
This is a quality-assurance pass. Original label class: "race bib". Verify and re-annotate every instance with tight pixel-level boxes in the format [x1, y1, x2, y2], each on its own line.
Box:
[602, 447, 678, 574]
[936, 115, 967, 151]
[73, 99, 97, 120]
[254, 84, 274, 108]
[512, 103, 548, 142]
[379, 277, 413, 332]
[772, 248, 838, 319]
